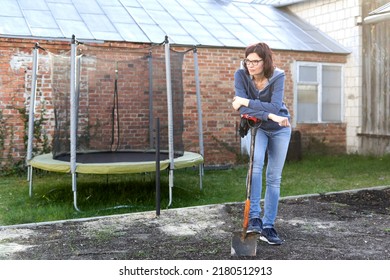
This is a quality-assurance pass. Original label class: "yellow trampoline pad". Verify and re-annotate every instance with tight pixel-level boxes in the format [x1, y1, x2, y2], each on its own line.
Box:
[28, 152, 204, 175]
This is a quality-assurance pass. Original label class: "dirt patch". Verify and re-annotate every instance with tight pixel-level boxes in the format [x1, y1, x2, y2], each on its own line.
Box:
[1, 187, 389, 260]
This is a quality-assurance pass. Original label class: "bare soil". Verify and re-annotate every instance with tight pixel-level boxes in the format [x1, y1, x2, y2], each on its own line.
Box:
[1, 187, 389, 260]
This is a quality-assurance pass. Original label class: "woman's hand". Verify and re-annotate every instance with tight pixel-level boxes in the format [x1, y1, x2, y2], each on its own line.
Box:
[232, 96, 249, 111]
[268, 113, 290, 127]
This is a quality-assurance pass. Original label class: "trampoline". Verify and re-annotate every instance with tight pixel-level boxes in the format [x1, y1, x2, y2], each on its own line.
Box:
[26, 36, 204, 211]
[29, 151, 203, 174]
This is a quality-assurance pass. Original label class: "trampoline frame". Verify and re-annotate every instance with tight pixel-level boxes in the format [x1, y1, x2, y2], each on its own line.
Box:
[26, 36, 204, 212]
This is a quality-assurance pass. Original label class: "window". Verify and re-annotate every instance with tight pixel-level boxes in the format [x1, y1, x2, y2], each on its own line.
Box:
[295, 62, 343, 123]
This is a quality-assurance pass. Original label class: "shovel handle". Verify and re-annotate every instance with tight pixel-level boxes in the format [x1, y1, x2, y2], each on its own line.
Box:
[241, 120, 259, 235]
[246, 126, 257, 198]
[242, 199, 250, 229]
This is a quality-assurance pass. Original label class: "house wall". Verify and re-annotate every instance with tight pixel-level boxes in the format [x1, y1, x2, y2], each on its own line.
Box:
[360, 0, 390, 155]
[287, 0, 363, 154]
[0, 38, 53, 170]
[0, 38, 347, 170]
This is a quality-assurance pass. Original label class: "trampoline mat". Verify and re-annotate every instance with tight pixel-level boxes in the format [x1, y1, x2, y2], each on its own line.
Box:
[54, 151, 172, 164]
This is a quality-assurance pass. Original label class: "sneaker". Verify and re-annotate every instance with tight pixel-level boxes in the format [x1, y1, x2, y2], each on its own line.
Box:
[260, 227, 284, 245]
[246, 218, 263, 234]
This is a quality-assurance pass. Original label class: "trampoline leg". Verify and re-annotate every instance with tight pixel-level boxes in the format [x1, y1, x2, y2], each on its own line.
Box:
[167, 169, 174, 208]
[72, 173, 81, 212]
[28, 166, 33, 197]
[199, 164, 204, 191]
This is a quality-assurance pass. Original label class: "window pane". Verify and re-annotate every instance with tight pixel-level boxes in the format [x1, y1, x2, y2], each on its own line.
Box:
[299, 65, 317, 82]
[322, 65, 341, 86]
[322, 66, 342, 121]
[297, 84, 318, 122]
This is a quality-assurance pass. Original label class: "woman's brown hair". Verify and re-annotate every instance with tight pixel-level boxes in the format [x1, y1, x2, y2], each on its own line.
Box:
[244, 42, 274, 78]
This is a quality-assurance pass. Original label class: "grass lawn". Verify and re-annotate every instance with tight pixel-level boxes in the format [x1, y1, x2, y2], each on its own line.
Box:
[0, 153, 389, 226]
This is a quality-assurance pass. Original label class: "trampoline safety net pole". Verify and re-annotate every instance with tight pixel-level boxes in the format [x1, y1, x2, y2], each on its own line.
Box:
[148, 52, 154, 149]
[193, 47, 204, 190]
[164, 36, 175, 207]
[155, 118, 161, 216]
[27, 43, 39, 197]
[70, 35, 80, 212]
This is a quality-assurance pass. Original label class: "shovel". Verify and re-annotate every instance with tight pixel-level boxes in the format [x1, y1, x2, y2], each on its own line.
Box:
[231, 118, 261, 257]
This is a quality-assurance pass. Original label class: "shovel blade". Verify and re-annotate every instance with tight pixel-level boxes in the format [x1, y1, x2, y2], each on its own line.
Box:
[231, 232, 258, 257]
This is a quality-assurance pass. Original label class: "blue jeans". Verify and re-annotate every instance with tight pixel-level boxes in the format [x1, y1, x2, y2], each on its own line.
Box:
[245, 126, 291, 228]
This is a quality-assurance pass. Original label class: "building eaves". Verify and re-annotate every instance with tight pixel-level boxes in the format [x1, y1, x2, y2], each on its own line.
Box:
[0, 0, 349, 54]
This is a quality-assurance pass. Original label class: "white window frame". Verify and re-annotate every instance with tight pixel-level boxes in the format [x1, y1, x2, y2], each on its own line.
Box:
[294, 61, 344, 125]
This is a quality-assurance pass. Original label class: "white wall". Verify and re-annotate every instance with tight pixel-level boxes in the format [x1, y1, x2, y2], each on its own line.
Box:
[288, 0, 363, 153]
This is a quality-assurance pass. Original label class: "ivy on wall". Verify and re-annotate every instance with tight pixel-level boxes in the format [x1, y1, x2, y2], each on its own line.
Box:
[0, 103, 50, 175]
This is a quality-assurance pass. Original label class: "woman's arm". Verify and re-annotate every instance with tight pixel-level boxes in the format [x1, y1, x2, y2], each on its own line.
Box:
[233, 71, 290, 127]
[233, 96, 289, 127]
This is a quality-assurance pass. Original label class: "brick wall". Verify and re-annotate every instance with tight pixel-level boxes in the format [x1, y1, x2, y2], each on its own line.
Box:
[0, 38, 347, 169]
[194, 48, 347, 165]
[0, 39, 35, 168]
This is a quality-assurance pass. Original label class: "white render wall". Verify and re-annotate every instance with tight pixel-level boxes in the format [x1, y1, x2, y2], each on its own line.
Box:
[288, 0, 362, 153]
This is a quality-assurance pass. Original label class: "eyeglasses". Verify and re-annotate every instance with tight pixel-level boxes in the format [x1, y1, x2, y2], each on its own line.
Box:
[243, 59, 263, 66]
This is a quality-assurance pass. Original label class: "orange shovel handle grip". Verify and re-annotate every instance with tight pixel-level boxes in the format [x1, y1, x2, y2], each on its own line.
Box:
[242, 199, 250, 229]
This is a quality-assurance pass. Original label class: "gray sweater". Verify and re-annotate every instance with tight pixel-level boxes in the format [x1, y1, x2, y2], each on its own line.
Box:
[234, 67, 290, 131]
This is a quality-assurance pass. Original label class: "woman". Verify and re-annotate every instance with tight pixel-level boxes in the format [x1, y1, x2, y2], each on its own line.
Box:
[232, 42, 291, 245]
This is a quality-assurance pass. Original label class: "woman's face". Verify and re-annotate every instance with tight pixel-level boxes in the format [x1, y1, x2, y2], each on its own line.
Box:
[245, 53, 263, 76]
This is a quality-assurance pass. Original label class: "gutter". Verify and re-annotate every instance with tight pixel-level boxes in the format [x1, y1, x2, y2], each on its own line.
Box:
[364, 12, 390, 24]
